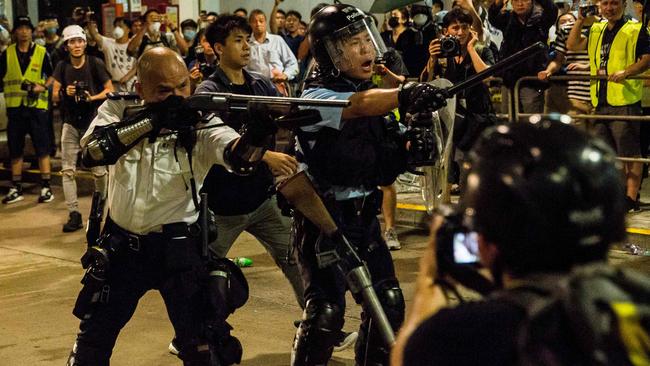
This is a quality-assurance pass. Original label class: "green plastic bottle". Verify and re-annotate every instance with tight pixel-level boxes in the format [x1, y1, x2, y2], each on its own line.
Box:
[230, 257, 253, 267]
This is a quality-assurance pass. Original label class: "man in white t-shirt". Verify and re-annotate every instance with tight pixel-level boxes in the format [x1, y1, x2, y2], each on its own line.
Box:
[87, 17, 136, 91]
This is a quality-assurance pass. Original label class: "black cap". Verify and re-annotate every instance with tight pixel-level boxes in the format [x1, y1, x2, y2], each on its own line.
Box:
[13, 15, 34, 31]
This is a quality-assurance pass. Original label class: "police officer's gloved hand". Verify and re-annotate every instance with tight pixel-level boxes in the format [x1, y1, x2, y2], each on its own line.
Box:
[405, 112, 439, 167]
[148, 95, 200, 131]
[245, 102, 278, 147]
[398, 82, 448, 118]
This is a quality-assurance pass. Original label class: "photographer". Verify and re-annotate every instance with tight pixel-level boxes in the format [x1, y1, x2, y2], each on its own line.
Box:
[391, 118, 638, 366]
[489, 0, 558, 113]
[567, 0, 650, 212]
[52, 25, 113, 232]
[0, 16, 55, 204]
[422, 8, 495, 189]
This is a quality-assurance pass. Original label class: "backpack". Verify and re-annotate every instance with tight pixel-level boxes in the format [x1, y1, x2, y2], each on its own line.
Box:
[497, 264, 650, 366]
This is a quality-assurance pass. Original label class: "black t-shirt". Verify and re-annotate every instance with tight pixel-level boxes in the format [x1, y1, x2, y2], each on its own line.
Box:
[53, 55, 111, 129]
[200, 75, 276, 216]
[0, 43, 54, 92]
[403, 299, 526, 366]
[281, 33, 305, 57]
[383, 28, 429, 77]
[597, 17, 650, 105]
[438, 46, 496, 113]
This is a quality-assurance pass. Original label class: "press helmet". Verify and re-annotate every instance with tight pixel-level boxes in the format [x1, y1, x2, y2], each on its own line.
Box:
[461, 116, 626, 275]
[308, 4, 386, 73]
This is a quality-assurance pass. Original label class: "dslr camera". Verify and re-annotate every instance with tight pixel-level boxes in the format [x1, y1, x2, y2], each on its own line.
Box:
[438, 35, 461, 58]
[194, 45, 216, 77]
[74, 81, 89, 103]
[434, 205, 494, 295]
[20, 80, 36, 100]
[580, 4, 598, 17]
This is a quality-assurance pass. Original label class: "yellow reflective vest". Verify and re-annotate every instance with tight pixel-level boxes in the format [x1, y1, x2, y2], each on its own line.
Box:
[3, 43, 49, 109]
[588, 19, 643, 107]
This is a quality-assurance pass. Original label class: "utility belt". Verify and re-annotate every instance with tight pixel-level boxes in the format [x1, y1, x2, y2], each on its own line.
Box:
[102, 216, 201, 253]
[323, 190, 383, 222]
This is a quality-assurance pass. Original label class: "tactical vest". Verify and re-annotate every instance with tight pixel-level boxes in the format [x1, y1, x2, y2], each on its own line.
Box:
[298, 75, 407, 190]
[588, 19, 643, 107]
[4, 43, 49, 109]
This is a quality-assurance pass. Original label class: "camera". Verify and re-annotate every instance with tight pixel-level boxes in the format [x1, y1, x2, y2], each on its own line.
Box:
[580, 4, 598, 17]
[74, 81, 89, 103]
[435, 206, 495, 295]
[21, 80, 36, 99]
[435, 207, 479, 268]
[438, 35, 461, 58]
[194, 45, 216, 77]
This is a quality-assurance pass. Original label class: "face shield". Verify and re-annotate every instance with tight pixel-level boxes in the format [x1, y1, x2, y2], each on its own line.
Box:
[323, 16, 387, 72]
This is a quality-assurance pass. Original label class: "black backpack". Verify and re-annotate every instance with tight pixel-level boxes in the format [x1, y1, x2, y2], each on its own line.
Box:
[496, 264, 650, 366]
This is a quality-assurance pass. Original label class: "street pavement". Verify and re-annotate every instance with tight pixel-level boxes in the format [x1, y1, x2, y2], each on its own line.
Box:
[0, 185, 430, 366]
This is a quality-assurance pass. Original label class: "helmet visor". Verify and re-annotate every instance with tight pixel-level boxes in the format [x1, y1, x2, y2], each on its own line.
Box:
[323, 16, 387, 72]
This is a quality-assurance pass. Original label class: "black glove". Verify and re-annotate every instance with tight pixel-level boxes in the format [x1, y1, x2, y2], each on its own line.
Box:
[405, 112, 439, 167]
[244, 102, 278, 147]
[148, 95, 201, 131]
[398, 82, 448, 118]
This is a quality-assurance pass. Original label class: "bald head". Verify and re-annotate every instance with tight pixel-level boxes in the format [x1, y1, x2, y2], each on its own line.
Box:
[136, 48, 191, 103]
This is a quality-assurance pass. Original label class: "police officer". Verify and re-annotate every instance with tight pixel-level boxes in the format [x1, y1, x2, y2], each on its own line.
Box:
[291, 4, 447, 366]
[66, 47, 275, 366]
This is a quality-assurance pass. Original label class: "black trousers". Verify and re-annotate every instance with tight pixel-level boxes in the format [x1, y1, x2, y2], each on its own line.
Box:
[293, 192, 404, 365]
[71, 219, 209, 365]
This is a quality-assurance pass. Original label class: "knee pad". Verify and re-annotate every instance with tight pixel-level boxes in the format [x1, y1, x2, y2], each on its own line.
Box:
[176, 339, 214, 366]
[377, 281, 405, 328]
[291, 299, 344, 366]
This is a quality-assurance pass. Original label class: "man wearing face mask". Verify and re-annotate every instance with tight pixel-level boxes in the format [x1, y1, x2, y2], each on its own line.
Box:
[41, 14, 62, 57]
[87, 17, 136, 92]
[127, 9, 187, 58]
[181, 19, 198, 43]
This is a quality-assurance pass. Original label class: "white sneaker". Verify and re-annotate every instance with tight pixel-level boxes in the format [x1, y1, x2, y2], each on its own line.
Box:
[333, 331, 358, 352]
[2, 187, 24, 204]
[38, 187, 54, 203]
[384, 228, 401, 250]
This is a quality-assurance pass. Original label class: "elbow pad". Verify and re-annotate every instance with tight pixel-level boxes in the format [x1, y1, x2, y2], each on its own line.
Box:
[224, 134, 270, 176]
[82, 116, 155, 167]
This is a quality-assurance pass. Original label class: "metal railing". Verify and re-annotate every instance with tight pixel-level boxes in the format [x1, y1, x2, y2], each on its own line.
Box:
[512, 74, 650, 164]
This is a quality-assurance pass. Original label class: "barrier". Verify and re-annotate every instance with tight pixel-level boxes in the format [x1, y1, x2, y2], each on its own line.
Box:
[512, 75, 650, 163]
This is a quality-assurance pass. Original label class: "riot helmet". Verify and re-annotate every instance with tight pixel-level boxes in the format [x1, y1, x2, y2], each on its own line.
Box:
[461, 116, 626, 276]
[309, 4, 387, 75]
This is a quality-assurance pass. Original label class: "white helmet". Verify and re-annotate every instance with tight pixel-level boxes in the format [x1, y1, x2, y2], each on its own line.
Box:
[62, 25, 86, 43]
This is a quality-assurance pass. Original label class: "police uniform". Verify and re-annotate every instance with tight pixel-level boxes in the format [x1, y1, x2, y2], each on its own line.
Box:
[67, 98, 240, 365]
[290, 5, 410, 366]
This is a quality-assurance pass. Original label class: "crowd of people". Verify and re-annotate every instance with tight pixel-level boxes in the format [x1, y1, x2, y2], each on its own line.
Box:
[1, 1, 650, 365]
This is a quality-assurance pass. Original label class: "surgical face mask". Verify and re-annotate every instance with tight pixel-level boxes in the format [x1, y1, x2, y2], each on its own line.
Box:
[112, 27, 125, 39]
[46, 26, 58, 35]
[34, 38, 46, 46]
[150, 22, 161, 33]
[413, 13, 429, 28]
[388, 16, 400, 28]
[183, 29, 197, 41]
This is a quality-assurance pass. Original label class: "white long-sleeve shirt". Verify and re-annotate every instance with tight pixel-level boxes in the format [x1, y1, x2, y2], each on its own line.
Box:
[246, 33, 299, 81]
[81, 99, 240, 234]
